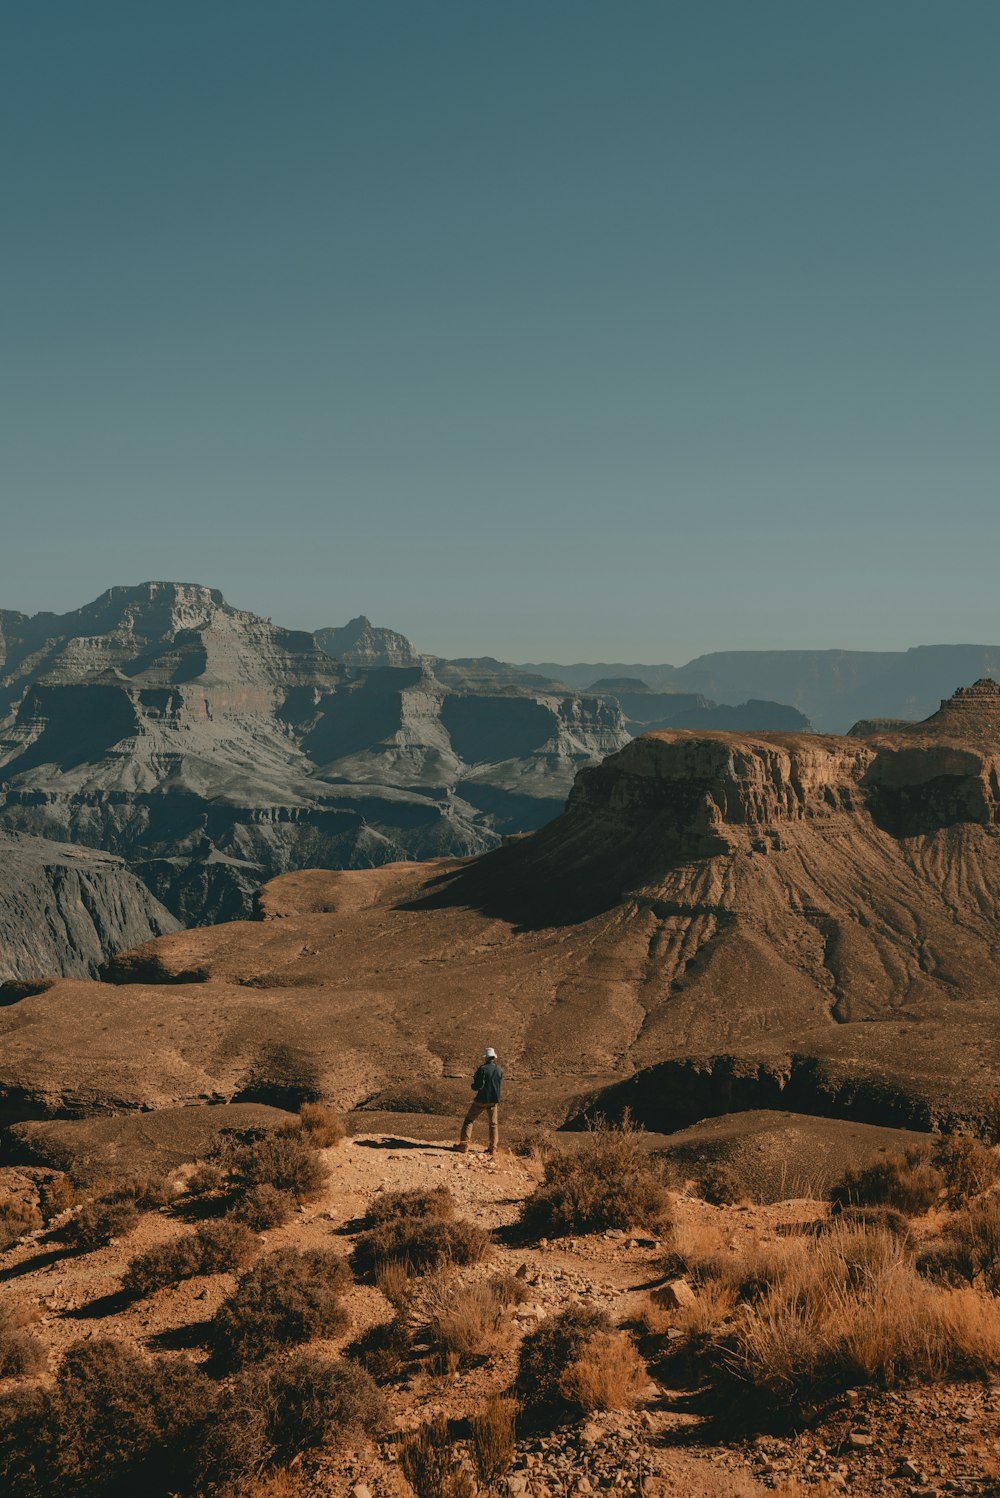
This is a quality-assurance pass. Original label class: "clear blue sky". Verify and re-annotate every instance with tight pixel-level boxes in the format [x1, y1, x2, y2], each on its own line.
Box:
[3, 2, 998, 663]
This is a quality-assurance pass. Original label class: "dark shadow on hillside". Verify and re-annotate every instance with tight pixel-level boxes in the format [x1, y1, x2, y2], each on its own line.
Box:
[0, 1245, 77, 1283]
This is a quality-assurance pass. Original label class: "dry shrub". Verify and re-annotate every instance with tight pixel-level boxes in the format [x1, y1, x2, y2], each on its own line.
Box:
[296, 1102, 346, 1149]
[344, 1316, 411, 1381]
[516, 1304, 614, 1414]
[0, 1337, 214, 1496]
[398, 1414, 474, 1498]
[229, 1183, 297, 1230]
[215, 1130, 329, 1204]
[935, 1133, 1000, 1207]
[924, 1197, 1000, 1291]
[521, 1113, 672, 1239]
[469, 1395, 518, 1494]
[113, 1173, 175, 1209]
[829, 1205, 912, 1241]
[60, 1197, 140, 1252]
[368, 1185, 456, 1225]
[0, 1304, 47, 1377]
[558, 1328, 646, 1412]
[0, 1196, 41, 1252]
[122, 1220, 257, 1297]
[698, 1162, 744, 1206]
[829, 1144, 942, 1215]
[643, 1280, 739, 1343]
[204, 1351, 385, 1482]
[353, 1214, 487, 1279]
[415, 1274, 514, 1372]
[375, 1258, 414, 1309]
[187, 1161, 226, 1196]
[507, 1126, 556, 1162]
[37, 1175, 80, 1223]
[212, 1246, 352, 1365]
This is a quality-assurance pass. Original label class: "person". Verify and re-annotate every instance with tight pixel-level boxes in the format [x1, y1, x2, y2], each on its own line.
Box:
[457, 1046, 503, 1155]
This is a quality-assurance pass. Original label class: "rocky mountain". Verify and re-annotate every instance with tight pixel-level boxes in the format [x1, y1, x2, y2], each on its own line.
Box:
[522, 646, 1000, 732]
[0, 831, 178, 986]
[585, 679, 811, 734]
[4, 680, 1000, 1131]
[313, 615, 424, 670]
[0, 584, 628, 932]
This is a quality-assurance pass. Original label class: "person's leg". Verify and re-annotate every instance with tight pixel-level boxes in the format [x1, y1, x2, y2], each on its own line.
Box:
[459, 1101, 485, 1150]
[487, 1104, 499, 1155]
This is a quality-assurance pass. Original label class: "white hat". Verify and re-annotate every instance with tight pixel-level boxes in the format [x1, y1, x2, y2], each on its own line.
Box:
[484, 1047, 497, 1058]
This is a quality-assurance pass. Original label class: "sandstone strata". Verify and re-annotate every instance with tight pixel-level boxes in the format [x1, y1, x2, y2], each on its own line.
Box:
[3, 684, 1000, 1132]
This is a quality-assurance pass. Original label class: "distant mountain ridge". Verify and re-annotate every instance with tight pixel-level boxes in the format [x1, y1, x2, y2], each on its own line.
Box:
[518, 646, 1000, 732]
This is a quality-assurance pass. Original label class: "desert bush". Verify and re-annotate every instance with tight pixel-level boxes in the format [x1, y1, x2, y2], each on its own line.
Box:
[375, 1257, 414, 1308]
[520, 1113, 672, 1238]
[934, 1133, 1000, 1207]
[698, 1162, 744, 1206]
[0, 1338, 215, 1496]
[926, 1198, 1000, 1292]
[216, 1129, 330, 1204]
[829, 1145, 942, 1215]
[368, 1185, 456, 1225]
[488, 1270, 531, 1308]
[203, 1351, 385, 1482]
[229, 1182, 297, 1230]
[507, 1126, 556, 1161]
[113, 1173, 175, 1210]
[60, 1197, 140, 1251]
[828, 1205, 912, 1241]
[0, 1304, 47, 1377]
[398, 1414, 474, 1498]
[123, 1220, 257, 1297]
[353, 1214, 488, 1279]
[296, 1102, 346, 1149]
[37, 1174, 80, 1223]
[642, 1280, 739, 1344]
[415, 1274, 514, 1372]
[470, 1395, 518, 1494]
[187, 1161, 226, 1196]
[557, 1327, 647, 1412]
[344, 1316, 411, 1381]
[516, 1304, 614, 1414]
[0, 1196, 41, 1252]
[212, 1246, 352, 1365]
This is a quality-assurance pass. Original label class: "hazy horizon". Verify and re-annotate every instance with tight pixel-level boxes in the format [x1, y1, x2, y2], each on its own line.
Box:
[5, 2, 1000, 660]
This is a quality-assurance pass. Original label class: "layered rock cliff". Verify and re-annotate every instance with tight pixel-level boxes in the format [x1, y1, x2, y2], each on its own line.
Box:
[0, 584, 629, 930]
[5, 683, 1000, 1131]
[0, 831, 178, 984]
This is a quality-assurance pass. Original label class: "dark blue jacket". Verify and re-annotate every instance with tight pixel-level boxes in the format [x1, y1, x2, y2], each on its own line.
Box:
[472, 1060, 502, 1103]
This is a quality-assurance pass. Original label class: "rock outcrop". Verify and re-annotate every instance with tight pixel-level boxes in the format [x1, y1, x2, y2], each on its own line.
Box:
[0, 831, 178, 984]
[0, 584, 629, 929]
[4, 683, 1000, 1132]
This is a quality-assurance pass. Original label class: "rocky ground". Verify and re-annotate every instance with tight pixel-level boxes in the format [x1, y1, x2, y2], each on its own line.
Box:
[3, 1131, 1000, 1497]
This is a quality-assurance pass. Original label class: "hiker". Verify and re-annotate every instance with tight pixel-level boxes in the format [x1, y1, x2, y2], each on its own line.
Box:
[457, 1047, 503, 1155]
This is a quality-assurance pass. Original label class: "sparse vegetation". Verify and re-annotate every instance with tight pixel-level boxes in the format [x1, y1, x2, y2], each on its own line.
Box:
[517, 1304, 615, 1415]
[698, 1161, 744, 1206]
[934, 1132, 1000, 1207]
[414, 1273, 514, 1372]
[37, 1174, 80, 1223]
[122, 1219, 257, 1297]
[211, 1246, 352, 1364]
[352, 1188, 487, 1278]
[469, 1395, 518, 1495]
[229, 1182, 297, 1230]
[520, 1114, 672, 1238]
[398, 1414, 475, 1498]
[214, 1129, 330, 1204]
[559, 1327, 647, 1412]
[0, 1304, 47, 1377]
[829, 1144, 943, 1215]
[296, 1101, 346, 1149]
[0, 1195, 41, 1252]
[187, 1160, 226, 1196]
[204, 1351, 385, 1482]
[59, 1197, 140, 1251]
[0, 1337, 214, 1496]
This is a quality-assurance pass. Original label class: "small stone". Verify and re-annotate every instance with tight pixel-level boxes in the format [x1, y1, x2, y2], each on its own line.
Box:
[351, 1487, 373, 1498]
[849, 1432, 874, 1449]
[651, 1277, 696, 1310]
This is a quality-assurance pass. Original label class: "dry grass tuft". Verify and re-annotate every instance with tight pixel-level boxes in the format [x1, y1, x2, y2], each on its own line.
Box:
[398, 1414, 474, 1498]
[557, 1328, 647, 1412]
[414, 1273, 514, 1372]
[469, 1395, 518, 1494]
[0, 1196, 41, 1253]
[934, 1133, 1000, 1208]
[0, 1304, 47, 1377]
[295, 1102, 346, 1149]
[829, 1144, 942, 1215]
